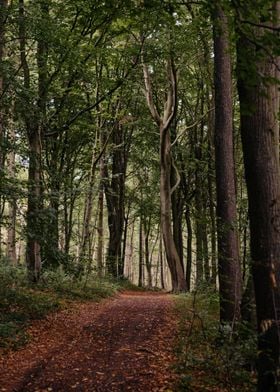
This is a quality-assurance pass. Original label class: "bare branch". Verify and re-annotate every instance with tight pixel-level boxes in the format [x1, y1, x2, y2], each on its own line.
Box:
[241, 19, 280, 31]
[171, 107, 214, 147]
[170, 157, 181, 195]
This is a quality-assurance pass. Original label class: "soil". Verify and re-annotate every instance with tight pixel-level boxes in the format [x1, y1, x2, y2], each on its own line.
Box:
[0, 291, 178, 392]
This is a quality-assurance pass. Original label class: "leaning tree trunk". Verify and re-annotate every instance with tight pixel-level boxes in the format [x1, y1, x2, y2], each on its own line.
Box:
[237, 2, 280, 388]
[213, 4, 241, 323]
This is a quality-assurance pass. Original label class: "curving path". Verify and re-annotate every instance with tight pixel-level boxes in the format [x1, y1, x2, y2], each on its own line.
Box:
[0, 292, 177, 392]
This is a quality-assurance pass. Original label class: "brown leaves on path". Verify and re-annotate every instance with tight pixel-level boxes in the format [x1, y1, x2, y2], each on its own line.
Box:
[0, 291, 178, 392]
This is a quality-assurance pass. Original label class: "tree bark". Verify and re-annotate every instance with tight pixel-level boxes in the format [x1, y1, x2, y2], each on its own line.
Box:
[138, 216, 143, 287]
[96, 155, 105, 277]
[144, 216, 152, 288]
[6, 125, 17, 264]
[213, 4, 241, 323]
[160, 125, 187, 292]
[0, 0, 7, 170]
[19, 0, 44, 282]
[185, 206, 192, 291]
[142, 56, 186, 292]
[104, 124, 126, 277]
[79, 143, 98, 262]
[237, 2, 280, 387]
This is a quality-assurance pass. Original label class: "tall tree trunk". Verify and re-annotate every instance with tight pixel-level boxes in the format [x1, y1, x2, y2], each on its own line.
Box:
[237, 2, 280, 388]
[208, 161, 217, 286]
[6, 125, 16, 264]
[170, 129, 184, 270]
[185, 206, 192, 291]
[0, 0, 8, 257]
[195, 186, 204, 285]
[207, 89, 217, 287]
[0, 0, 7, 170]
[121, 207, 130, 275]
[138, 216, 143, 287]
[96, 156, 105, 278]
[125, 218, 135, 281]
[202, 213, 210, 282]
[19, 0, 44, 282]
[142, 57, 186, 292]
[160, 126, 187, 292]
[104, 124, 126, 277]
[213, 4, 241, 323]
[79, 144, 98, 262]
[26, 134, 42, 282]
[159, 230, 165, 289]
[144, 217, 152, 288]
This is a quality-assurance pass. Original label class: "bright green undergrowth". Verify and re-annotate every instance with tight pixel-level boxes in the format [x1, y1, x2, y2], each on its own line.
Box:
[0, 264, 139, 350]
[173, 289, 257, 392]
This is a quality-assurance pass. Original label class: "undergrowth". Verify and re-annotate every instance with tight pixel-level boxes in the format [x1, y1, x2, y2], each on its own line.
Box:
[173, 289, 257, 392]
[0, 264, 140, 351]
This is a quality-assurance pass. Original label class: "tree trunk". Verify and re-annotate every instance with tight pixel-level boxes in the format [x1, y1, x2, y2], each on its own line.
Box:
[96, 156, 105, 277]
[126, 218, 135, 281]
[202, 214, 210, 282]
[142, 55, 186, 292]
[138, 216, 143, 287]
[121, 208, 130, 276]
[105, 124, 126, 277]
[144, 217, 152, 288]
[160, 125, 187, 292]
[213, 4, 241, 323]
[237, 2, 280, 387]
[79, 145, 98, 262]
[185, 206, 192, 291]
[0, 0, 7, 170]
[6, 125, 16, 264]
[170, 129, 184, 270]
[159, 230, 165, 290]
[26, 133, 42, 282]
[19, 0, 44, 282]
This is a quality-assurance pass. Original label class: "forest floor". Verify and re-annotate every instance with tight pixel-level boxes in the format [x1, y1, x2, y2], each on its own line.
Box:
[0, 291, 178, 392]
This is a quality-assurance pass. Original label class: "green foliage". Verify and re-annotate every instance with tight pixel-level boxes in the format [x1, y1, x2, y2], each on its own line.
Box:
[38, 268, 120, 300]
[0, 265, 60, 350]
[0, 264, 123, 351]
[173, 290, 256, 391]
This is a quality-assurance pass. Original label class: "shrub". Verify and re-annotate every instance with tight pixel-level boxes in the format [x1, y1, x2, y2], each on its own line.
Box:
[173, 289, 256, 391]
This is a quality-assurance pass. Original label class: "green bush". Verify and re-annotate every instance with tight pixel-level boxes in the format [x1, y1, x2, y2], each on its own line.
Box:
[0, 263, 125, 350]
[173, 290, 256, 391]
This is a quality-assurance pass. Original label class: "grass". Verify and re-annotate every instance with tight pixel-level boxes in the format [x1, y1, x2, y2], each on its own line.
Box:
[0, 264, 141, 351]
[173, 289, 257, 392]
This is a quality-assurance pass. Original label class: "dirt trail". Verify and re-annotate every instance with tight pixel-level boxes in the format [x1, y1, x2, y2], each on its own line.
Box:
[0, 292, 178, 392]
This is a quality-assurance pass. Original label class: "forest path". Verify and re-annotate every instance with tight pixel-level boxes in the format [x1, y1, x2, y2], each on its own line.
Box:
[0, 291, 178, 392]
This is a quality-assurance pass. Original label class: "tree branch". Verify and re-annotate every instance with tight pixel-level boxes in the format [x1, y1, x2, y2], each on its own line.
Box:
[162, 57, 177, 131]
[142, 61, 161, 126]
